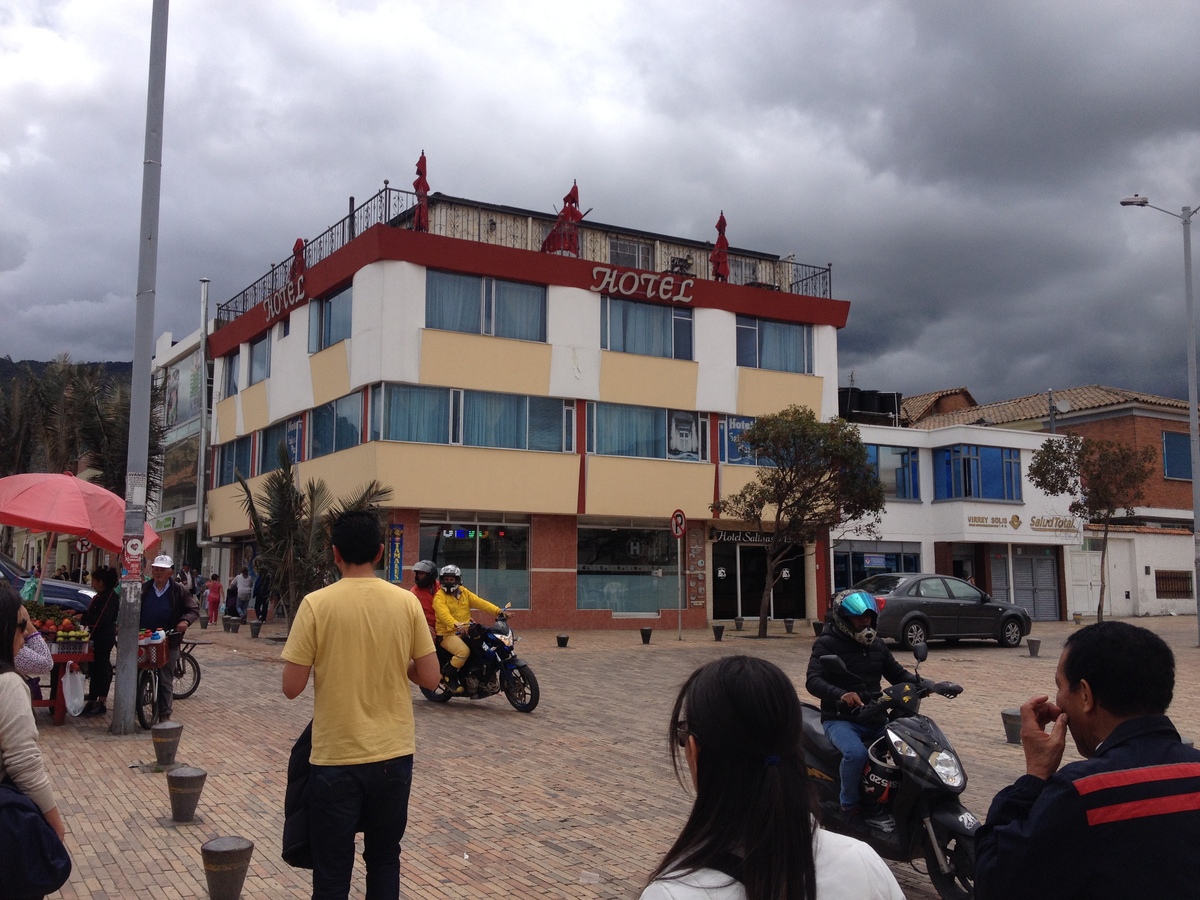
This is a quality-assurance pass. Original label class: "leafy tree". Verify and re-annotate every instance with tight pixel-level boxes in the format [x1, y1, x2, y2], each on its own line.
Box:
[1027, 434, 1155, 622]
[711, 405, 885, 638]
[237, 444, 392, 623]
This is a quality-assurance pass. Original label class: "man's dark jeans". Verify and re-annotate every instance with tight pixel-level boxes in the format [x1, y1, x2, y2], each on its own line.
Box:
[309, 755, 414, 900]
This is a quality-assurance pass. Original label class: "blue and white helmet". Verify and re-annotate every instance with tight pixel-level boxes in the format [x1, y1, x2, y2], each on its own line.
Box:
[834, 589, 879, 645]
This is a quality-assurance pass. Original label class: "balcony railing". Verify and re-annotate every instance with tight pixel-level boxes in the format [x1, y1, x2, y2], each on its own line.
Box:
[216, 187, 832, 325]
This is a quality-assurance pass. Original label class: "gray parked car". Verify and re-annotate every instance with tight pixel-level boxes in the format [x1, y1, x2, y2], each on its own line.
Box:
[0, 550, 94, 613]
[853, 572, 1032, 649]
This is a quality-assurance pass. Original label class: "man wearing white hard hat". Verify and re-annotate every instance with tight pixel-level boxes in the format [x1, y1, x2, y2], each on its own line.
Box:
[138, 554, 200, 721]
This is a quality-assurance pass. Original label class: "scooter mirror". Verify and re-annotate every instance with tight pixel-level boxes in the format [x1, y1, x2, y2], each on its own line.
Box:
[913, 642, 928, 663]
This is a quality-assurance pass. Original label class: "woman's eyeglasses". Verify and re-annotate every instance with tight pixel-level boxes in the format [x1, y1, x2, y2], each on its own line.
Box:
[675, 721, 690, 748]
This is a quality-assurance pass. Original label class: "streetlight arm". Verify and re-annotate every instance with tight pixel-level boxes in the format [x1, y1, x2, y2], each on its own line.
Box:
[1121, 199, 1200, 222]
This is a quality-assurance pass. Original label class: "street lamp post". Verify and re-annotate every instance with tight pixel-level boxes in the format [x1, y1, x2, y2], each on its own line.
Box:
[1121, 194, 1200, 645]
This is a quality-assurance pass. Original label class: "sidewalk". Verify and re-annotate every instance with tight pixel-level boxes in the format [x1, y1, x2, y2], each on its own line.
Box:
[34, 614, 1200, 898]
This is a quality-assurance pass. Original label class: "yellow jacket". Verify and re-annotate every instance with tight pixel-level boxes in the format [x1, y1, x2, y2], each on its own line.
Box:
[433, 586, 502, 636]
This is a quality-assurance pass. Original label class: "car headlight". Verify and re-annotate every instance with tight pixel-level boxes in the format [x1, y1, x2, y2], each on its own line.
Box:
[887, 728, 918, 759]
[931, 750, 965, 787]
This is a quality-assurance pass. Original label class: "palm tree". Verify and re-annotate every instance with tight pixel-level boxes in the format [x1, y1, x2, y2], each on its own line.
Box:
[237, 444, 391, 623]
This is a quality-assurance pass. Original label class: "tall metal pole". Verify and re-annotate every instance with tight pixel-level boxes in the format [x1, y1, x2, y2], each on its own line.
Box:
[1181, 207, 1200, 648]
[112, 0, 170, 735]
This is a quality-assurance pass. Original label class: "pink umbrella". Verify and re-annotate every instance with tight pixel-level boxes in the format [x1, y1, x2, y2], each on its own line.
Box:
[0, 473, 125, 553]
[143, 522, 162, 554]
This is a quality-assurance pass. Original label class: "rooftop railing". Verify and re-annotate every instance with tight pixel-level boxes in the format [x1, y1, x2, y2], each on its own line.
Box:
[216, 186, 832, 325]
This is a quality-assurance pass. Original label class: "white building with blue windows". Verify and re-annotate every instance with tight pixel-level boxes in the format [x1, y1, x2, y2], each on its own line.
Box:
[835, 423, 1080, 622]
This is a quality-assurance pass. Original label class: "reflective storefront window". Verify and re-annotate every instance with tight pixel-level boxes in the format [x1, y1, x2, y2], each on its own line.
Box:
[577, 527, 678, 613]
[418, 522, 530, 609]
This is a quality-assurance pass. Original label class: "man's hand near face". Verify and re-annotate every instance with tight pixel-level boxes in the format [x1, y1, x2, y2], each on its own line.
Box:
[1020, 694, 1068, 780]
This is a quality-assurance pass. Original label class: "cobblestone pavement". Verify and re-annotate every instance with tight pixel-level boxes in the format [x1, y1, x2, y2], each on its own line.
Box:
[33, 614, 1200, 898]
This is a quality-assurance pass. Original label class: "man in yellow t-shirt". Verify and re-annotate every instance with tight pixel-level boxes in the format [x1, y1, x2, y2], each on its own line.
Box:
[432, 564, 503, 695]
[282, 511, 439, 899]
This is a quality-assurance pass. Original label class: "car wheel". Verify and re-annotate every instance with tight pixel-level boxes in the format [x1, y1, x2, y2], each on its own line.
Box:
[999, 618, 1024, 648]
[902, 619, 928, 649]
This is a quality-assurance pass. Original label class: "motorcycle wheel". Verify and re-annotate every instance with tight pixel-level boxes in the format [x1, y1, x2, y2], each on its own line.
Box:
[503, 664, 540, 713]
[420, 683, 454, 703]
[923, 826, 975, 900]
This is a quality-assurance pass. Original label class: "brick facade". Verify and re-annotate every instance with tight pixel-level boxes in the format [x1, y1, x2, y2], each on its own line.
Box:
[1061, 414, 1191, 510]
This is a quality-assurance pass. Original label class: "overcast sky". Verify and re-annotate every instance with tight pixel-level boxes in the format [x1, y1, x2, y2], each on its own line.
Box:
[3, 0, 1199, 406]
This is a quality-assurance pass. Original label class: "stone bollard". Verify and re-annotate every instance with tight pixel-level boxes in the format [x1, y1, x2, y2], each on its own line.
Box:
[812, 621, 825, 637]
[784, 618, 795, 634]
[152, 720, 184, 767]
[249, 621, 262, 639]
[1073, 612, 1083, 626]
[640, 627, 652, 645]
[201, 836, 254, 900]
[167, 766, 208, 823]
[734, 617, 744, 632]
[222, 617, 232, 633]
[1001, 708, 1022, 744]
[228, 619, 241, 634]
[199, 618, 208, 630]
[712, 624, 724, 642]
[556, 634, 569, 648]
[1027, 637, 1041, 658]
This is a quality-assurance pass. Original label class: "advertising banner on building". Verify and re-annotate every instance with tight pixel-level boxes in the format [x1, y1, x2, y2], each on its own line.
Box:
[164, 350, 204, 429]
[387, 524, 404, 582]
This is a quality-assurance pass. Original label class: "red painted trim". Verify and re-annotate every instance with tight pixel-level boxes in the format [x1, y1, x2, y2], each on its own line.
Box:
[1075, 763, 1200, 795]
[576, 399, 588, 515]
[711, 415, 722, 518]
[210, 223, 851, 356]
[1086, 790, 1200, 826]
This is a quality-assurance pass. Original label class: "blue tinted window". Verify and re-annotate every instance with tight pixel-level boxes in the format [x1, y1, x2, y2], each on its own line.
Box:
[868, 445, 920, 500]
[1164, 431, 1192, 480]
[934, 444, 1020, 500]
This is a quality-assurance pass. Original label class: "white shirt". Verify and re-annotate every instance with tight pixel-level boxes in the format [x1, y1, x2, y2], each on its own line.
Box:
[639, 827, 905, 900]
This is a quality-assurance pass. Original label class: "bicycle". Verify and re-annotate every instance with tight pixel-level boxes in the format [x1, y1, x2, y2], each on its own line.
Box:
[172, 639, 202, 700]
[135, 638, 172, 729]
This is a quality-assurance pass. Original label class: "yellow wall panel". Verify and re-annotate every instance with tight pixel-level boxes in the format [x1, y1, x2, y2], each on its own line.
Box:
[419, 330, 551, 395]
[585, 456, 714, 519]
[240, 381, 268, 433]
[737, 369, 824, 417]
[310, 343, 351, 407]
[599, 353, 698, 409]
[206, 442, 581, 537]
[215, 396, 238, 442]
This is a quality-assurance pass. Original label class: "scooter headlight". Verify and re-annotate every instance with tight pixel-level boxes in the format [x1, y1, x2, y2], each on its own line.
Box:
[930, 750, 965, 788]
[886, 728, 918, 759]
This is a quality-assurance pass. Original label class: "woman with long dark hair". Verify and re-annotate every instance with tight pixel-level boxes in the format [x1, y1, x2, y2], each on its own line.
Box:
[642, 655, 903, 900]
[0, 581, 66, 839]
[80, 565, 120, 717]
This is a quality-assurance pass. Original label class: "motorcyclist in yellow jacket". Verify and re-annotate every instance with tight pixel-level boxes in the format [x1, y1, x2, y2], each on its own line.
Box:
[432, 564, 503, 694]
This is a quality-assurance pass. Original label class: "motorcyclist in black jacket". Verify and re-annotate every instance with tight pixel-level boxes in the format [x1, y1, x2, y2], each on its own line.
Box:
[806, 589, 922, 834]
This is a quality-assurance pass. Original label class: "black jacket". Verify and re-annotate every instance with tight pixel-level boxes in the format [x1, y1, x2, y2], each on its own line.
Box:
[975, 715, 1200, 900]
[805, 615, 917, 723]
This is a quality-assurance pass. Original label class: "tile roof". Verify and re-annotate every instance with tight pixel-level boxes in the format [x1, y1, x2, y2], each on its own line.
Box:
[900, 387, 975, 423]
[909, 385, 1189, 430]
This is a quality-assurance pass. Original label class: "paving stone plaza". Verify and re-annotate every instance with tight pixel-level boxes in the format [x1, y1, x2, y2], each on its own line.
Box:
[36, 615, 1200, 898]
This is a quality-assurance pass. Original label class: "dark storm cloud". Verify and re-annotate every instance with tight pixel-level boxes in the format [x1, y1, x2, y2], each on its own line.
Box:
[1, 0, 1198, 407]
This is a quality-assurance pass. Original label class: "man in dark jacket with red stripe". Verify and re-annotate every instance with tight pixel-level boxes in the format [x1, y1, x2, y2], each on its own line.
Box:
[975, 621, 1200, 899]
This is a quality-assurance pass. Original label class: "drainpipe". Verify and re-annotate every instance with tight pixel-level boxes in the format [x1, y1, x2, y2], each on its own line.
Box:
[195, 278, 230, 568]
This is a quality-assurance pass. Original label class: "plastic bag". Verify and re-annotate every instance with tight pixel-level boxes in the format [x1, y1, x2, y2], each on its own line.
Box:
[62, 662, 86, 717]
[20, 576, 38, 603]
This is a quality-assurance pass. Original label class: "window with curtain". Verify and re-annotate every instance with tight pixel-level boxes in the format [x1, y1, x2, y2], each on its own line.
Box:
[591, 403, 665, 458]
[600, 296, 692, 360]
[217, 436, 253, 486]
[308, 286, 352, 353]
[248, 333, 270, 385]
[735, 315, 813, 373]
[426, 270, 546, 342]
[463, 391, 526, 450]
[260, 416, 303, 473]
[383, 384, 450, 444]
[310, 393, 361, 459]
[223, 350, 239, 397]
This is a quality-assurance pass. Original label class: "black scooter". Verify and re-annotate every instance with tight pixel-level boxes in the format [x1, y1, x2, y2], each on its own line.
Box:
[801, 644, 978, 900]
[419, 610, 540, 713]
